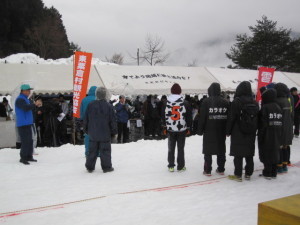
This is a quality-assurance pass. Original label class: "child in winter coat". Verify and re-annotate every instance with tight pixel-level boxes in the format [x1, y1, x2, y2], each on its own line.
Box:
[198, 83, 229, 176]
[226, 81, 259, 182]
[258, 89, 283, 179]
[163, 83, 192, 172]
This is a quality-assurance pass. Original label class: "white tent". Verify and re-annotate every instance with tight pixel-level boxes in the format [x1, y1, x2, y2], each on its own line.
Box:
[0, 64, 105, 95]
[206, 67, 300, 92]
[282, 72, 300, 88]
[95, 66, 218, 95]
[1, 64, 300, 95]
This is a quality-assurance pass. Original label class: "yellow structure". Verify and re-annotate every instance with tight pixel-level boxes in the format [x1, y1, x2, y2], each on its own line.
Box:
[258, 194, 300, 225]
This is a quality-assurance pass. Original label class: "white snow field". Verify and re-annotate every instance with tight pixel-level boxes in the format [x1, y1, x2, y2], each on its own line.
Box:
[0, 136, 299, 225]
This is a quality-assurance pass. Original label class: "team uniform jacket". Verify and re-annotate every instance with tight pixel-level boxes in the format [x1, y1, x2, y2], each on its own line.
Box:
[164, 95, 192, 132]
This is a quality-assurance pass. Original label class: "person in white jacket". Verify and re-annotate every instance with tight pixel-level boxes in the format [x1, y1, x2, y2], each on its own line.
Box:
[163, 83, 193, 172]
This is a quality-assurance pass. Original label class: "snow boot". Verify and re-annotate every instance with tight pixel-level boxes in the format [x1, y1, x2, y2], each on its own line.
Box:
[169, 167, 175, 172]
[228, 175, 242, 182]
[20, 159, 30, 165]
[244, 175, 251, 181]
[277, 165, 284, 174]
[103, 167, 114, 173]
[28, 158, 37, 162]
[178, 167, 186, 172]
[216, 169, 224, 176]
[203, 171, 212, 176]
[87, 169, 94, 173]
[282, 163, 288, 173]
[259, 174, 272, 180]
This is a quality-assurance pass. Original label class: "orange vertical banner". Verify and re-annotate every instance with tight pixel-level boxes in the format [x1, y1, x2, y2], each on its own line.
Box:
[73, 51, 93, 118]
[256, 67, 275, 103]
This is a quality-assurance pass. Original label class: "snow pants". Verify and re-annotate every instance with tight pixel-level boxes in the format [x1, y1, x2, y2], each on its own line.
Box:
[263, 163, 277, 178]
[294, 113, 300, 136]
[18, 125, 34, 161]
[168, 131, 186, 170]
[204, 154, 226, 173]
[233, 156, 254, 177]
[84, 134, 90, 157]
[117, 122, 129, 143]
[85, 141, 112, 171]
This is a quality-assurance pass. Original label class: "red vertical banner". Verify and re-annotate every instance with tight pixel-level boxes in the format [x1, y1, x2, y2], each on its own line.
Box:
[73, 51, 93, 118]
[256, 67, 275, 102]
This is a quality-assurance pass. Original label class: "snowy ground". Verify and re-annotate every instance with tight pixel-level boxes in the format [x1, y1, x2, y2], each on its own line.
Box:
[0, 136, 299, 225]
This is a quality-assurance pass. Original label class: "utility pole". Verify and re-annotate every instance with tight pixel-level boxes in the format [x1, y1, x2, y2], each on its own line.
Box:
[137, 48, 140, 66]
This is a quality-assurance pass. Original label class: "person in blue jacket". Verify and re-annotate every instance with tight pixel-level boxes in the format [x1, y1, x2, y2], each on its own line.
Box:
[115, 95, 130, 143]
[80, 86, 97, 157]
[15, 84, 42, 165]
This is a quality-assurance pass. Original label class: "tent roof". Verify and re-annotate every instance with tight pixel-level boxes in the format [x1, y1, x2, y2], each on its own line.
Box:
[0, 64, 105, 95]
[206, 67, 300, 92]
[95, 66, 217, 95]
[0, 64, 299, 95]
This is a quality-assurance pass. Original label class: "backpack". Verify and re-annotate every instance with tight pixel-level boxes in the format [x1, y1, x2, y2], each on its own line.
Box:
[237, 98, 259, 134]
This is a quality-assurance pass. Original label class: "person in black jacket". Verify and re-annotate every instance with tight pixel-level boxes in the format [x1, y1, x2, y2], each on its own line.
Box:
[258, 89, 283, 179]
[290, 87, 300, 138]
[0, 100, 8, 120]
[226, 81, 259, 182]
[198, 83, 229, 176]
[84, 87, 118, 173]
[274, 83, 293, 173]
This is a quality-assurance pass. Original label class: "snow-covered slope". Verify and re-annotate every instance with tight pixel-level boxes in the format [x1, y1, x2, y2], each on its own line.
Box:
[0, 53, 116, 66]
[0, 136, 300, 224]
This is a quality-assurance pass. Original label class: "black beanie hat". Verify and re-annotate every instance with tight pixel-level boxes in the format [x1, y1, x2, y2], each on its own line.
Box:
[171, 83, 182, 95]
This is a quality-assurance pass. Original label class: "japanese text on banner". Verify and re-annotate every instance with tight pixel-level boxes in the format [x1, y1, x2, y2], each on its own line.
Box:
[73, 51, 93, 118]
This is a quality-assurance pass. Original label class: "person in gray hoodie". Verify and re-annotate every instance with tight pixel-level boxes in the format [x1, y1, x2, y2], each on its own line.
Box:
[83, 87, 117, 173]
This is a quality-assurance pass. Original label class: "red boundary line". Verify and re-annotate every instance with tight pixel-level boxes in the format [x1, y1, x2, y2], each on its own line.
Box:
[0, 176, 227, 217]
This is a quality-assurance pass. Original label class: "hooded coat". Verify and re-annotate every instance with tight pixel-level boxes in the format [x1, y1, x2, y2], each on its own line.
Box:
[226, 81, 258, 157]
[83, 87, 117, 142]
[258, 89, 282, 164]
[198, 83, 229, 155]
[80, 86, 97, 120]
[274, 83, 293, 146]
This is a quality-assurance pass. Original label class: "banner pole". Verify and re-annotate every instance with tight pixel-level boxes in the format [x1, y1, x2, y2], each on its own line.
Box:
[72, 51, 76, 145]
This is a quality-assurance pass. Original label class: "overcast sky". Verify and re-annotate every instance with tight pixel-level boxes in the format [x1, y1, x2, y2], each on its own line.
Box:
[43, 0, 300, 67]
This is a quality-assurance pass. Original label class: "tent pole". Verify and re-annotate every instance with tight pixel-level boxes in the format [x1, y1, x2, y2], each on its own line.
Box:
[94, 65, 107, 89]
[72, 51, 76, 145]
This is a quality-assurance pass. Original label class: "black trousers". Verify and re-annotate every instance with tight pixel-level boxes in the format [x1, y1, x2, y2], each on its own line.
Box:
[117, 122, 129, 143]
[204, 154, 226, 173]
[233, 156, 254, 177]
[279, 146, 289, 167]
[294, 114, 300, 136]
[18, 125, 34, 161]
[85, 141, 112, 171]
[287, 146, 291, 164]
[263, 163, 277, 177]
[168, 131, 186, 170]
[151, 118, 161, 136]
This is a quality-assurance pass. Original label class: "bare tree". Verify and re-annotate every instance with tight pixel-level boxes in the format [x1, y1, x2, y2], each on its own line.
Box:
[129, 34, 169, 66]
[141, 34, 170, 65]
[105, 53, 124, 65]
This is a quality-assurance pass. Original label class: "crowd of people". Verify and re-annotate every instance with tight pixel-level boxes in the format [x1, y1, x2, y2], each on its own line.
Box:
[7, 80, 300, 182]
[0, 97, 13, 121]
